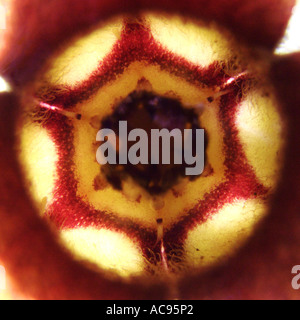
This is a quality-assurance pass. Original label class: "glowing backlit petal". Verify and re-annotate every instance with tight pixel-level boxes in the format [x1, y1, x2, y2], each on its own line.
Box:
[0, 76, 10, 92]
[60, 228, 145, 277]
[45, 17, 123, 86]
[236, 89, 284, 188]
[275, 0, 300, 55]
[18, 122, 57, 210]
[184, 199, 267, 269]
[148, 13, 245, 73]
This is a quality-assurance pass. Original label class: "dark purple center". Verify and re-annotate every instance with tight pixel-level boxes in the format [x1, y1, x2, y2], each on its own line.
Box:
[100, 90, 206, 194]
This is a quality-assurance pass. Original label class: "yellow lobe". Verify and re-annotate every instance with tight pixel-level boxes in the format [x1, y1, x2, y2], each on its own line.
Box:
[148, 13, 245, 74]
[184, 199, 268, 270]
[236, 88, 285, 188]
[18, 120, 57, 213]
[44, 17, 123, 86]
[60, 227, 145, 277]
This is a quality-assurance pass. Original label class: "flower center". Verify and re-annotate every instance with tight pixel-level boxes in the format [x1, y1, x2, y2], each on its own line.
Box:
[100, 90, 206, 194]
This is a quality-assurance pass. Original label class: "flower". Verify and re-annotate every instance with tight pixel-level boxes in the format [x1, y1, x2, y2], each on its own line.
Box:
[0, 0, 299, 300]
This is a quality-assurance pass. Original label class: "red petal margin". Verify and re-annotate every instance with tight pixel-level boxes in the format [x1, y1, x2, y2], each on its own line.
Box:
[0, 93, 168, 300]
[0, 0, 295, 85]
[179, 53, 300, 300]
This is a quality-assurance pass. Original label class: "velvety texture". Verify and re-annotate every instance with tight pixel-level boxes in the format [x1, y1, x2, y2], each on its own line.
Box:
[0, 0, 295, 84]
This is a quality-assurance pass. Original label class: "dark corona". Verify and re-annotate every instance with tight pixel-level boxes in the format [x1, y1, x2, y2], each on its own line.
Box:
[99, 90, 206, 194]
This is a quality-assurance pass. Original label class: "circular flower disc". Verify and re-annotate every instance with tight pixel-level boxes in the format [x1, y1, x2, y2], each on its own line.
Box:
[17, 13, 284, 279]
